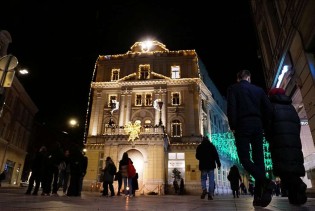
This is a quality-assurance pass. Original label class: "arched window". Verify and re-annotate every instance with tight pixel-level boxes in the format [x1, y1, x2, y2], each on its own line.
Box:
[171, 120, 182, 137]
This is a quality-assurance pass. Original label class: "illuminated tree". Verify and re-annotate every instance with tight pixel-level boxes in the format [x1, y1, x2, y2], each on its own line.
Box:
[209, 132, 273, 178]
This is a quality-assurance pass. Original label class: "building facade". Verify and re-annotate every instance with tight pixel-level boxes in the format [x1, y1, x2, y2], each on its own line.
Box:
[84, 41, 236, 194]
[0, 77, 38, 186]
[0, 30, 38, 187]
[249, 0, 315, 194]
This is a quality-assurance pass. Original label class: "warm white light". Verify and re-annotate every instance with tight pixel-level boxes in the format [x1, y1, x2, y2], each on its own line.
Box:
[141, 40, 153, 52]
[19, 69, 29, 75]
[69, 119, 78, 127]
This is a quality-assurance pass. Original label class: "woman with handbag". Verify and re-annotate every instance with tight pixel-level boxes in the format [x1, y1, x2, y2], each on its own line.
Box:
[119, 152, 135, 197]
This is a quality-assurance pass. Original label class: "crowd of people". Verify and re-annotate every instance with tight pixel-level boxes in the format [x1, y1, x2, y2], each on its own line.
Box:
[101, 152, 138, 198]
[25, 142, 88, 197]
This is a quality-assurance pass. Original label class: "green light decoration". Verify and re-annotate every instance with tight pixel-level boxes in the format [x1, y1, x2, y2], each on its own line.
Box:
[208, 132, 273, 179]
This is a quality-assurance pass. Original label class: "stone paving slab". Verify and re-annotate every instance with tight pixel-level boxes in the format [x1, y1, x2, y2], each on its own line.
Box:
[0, 187, 314, 211]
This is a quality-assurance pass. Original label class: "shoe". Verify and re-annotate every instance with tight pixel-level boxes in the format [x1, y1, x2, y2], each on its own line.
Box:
[51, 193, 59, 197]
[25, 192, 31, 195]
[208, 194, 213, 200]
[201, 189, 207, 199]
[288, 182, 307, 205]
[260, 180, 275, 207]
[32, 192, 38, 196]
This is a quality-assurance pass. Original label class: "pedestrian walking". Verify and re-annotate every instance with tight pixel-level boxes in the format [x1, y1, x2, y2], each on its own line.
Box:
[227, 165, 242, 198]
[196, 136, 221, 200]
[265, 87, 307, 205]
[227, 69, 274, 207]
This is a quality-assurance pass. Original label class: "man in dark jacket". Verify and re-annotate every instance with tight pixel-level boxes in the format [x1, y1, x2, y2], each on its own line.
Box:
[227, 70, 274, 207]
[266, 88, 307, 205]
[196, 136, 221, 200]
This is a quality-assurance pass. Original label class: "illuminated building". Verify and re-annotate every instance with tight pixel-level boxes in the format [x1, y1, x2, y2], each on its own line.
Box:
[249, 1, 315, 195]
[0, 31, 38, 186]
[84, 40, 242, 194]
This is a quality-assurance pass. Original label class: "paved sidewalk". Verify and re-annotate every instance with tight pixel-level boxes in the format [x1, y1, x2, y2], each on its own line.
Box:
[0, 187, 314, 211]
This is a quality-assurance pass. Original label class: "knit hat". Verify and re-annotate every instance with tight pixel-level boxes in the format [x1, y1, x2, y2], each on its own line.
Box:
[268, 88, 285, 96]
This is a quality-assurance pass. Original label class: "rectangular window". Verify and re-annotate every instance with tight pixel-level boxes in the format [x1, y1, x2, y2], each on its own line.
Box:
[111, 69, 120, 81]
[171, 66, 180, 79]
[139, 64, 150, 79]
[135, 94, 142, 106]
[172, 124, 181, 137]
[145, 93, 152, 106]
[108, 95, 117, 107]
[171, 92, 180, 105]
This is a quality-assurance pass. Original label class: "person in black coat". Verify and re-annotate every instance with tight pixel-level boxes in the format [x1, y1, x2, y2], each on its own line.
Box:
[227, 69, 274, 207]
[132, 173, 139, 197]
[25, 146, 47, 195]
[102, 156, 116, 197]
[266, 88, 307, 205]
[227, 165, 242, 198]
[196, 136, 221, 200]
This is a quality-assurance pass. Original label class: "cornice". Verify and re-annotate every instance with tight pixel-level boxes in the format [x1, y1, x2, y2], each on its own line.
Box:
[92, 78, 202, 89]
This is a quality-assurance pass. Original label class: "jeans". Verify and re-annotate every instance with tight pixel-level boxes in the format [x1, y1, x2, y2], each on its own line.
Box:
[123, 177, 133, 196]
[234, 130, 266, 197]
[201, 169, 214, 195]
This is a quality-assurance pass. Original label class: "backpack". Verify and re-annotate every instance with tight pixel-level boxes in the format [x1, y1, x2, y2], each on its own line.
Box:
[128, 160, 136, 178]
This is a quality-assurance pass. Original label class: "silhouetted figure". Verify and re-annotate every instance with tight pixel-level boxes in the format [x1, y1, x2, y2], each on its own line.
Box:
[227, 165, 242, 198]
[179, 178, 185, 195]
[132, 173, 139, 196]
[196, 136, 221, 200]
[50, 142, 64, 196]
[102, 156, 116, 197]
[25, 146, 47, 195]
[115, 171, 122, 196]
[67, 145, 85, 197]
[266, 88, 307, 205]
[119, 152, 134, 197]
[173, 179, 179, 194]
[58, 149, 71, 195]
[227, 69, 274, 207]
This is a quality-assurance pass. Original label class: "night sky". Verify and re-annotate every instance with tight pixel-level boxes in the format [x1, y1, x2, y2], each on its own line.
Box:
[0, 0, 265, 134]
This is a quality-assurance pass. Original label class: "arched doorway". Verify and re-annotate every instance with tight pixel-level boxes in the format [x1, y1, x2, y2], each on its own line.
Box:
[125, 149, 144, 193]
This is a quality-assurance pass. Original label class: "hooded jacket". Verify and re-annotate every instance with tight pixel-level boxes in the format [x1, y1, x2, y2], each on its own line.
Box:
[266, 94, 305, 176]
[196, 138, 221, 171]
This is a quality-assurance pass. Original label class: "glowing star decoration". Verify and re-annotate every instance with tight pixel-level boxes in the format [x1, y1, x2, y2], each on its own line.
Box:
[124, 120, 141, 142]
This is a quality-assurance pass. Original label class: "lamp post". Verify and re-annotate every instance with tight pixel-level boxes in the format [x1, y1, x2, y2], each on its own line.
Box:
[158, 101, 163, 126]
